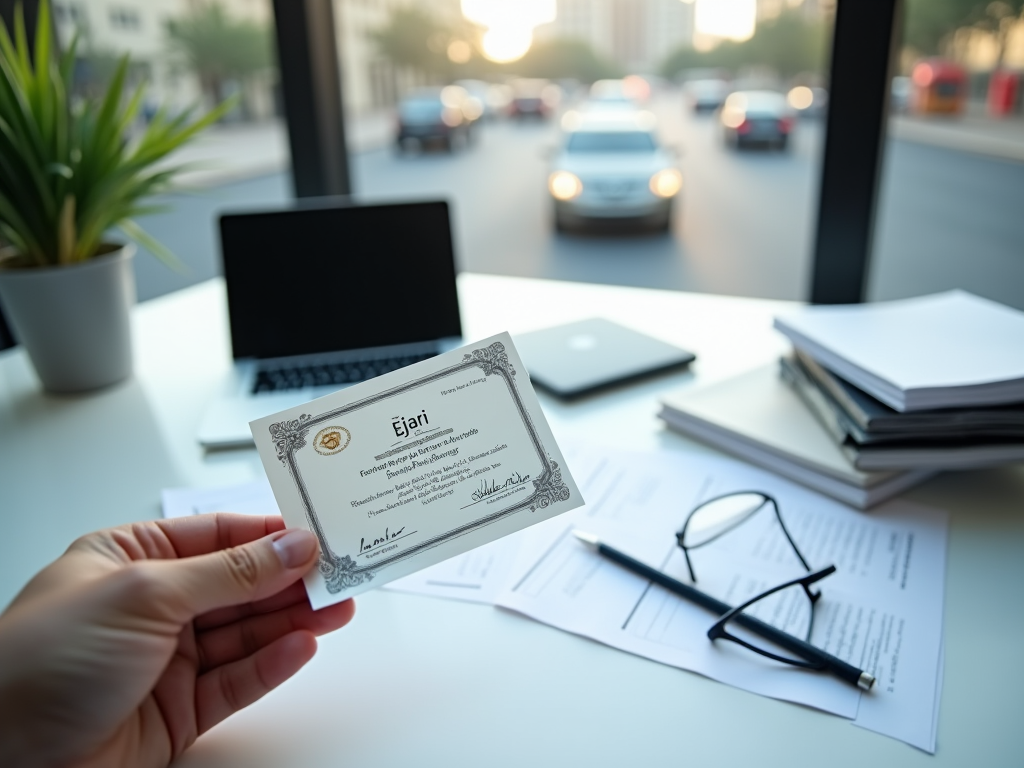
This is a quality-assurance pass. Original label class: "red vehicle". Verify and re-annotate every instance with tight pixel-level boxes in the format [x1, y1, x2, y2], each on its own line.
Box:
[911, 59, 967, 115]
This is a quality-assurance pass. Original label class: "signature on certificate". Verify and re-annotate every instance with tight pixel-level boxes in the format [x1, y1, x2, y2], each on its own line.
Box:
[472, 471, 531, 502]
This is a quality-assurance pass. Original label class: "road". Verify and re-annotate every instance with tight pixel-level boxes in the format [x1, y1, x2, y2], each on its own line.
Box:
[133, 95, 1024, 311]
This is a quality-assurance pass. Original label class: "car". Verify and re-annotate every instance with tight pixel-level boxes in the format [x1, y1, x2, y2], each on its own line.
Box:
[547, 112, 682, 232]
[719, 90, 794, 150]
[587, 77, 647, 110]
[683, 78, 730, 113]
[396, 86, 474, 151]
[508, 78, 561, 118]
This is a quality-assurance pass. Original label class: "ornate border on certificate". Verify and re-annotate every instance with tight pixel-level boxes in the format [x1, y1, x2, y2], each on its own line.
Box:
[268, 342, 571, 594]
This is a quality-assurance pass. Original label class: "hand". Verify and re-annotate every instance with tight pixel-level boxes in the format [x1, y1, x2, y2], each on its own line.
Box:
[0, 514, 355, 768]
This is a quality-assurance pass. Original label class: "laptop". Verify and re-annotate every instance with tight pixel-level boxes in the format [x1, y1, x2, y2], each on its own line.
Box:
[197, 200, 463, 448]
[513, 317, 695, 399]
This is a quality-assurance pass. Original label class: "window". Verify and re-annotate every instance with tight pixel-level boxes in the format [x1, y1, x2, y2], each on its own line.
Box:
[108, 7, 140, 31]
[566, 131, 657, 153]
[868, 0, 1024, 311]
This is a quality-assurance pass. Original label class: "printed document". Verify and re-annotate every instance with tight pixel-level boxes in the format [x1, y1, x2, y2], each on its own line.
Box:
[498, 445, 947, 752]
[249, 333, 583, 609]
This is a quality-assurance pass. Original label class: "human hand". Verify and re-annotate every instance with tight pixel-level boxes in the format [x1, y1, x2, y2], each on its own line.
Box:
[0, 514, 355, 768]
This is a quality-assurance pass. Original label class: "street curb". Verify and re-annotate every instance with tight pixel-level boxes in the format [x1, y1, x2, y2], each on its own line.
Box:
[170, 138, 393, 190]
[890, 116, 1024, 163]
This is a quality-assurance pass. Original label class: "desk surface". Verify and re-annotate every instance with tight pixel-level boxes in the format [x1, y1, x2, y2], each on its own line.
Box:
[2, 274, 1022, 766]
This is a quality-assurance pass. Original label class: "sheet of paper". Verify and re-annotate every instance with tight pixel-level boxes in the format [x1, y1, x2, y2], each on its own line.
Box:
[160, 479, 523, 605]
[499, 445, 947, 751]
[161, 479, 277, 519]
[249, 333, 583, 609]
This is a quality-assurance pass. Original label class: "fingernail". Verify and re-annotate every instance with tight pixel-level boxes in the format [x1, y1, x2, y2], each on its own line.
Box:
[272, 529, 318, 569]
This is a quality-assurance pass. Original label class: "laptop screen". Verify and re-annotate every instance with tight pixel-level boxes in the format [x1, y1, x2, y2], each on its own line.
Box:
[220, 201, 462, 360]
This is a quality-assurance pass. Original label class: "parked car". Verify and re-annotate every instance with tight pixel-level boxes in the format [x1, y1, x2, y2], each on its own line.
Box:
[547, 112, 682, 231]
[683, 78, 731, 113]
[396, 86, 474, 151]
[509, 78, 561, 118]
[720, 91, 794, 150]
[909, 58, 967, 115]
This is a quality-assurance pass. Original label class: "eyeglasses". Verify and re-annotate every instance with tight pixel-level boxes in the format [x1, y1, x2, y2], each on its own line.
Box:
[675, 491, 835, 665]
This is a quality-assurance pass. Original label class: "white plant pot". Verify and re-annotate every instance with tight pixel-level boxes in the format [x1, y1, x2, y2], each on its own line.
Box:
[0, 244, 137, 393]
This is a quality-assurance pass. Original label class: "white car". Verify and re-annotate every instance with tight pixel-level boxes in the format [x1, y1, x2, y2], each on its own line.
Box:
[548, 112, 682, 231]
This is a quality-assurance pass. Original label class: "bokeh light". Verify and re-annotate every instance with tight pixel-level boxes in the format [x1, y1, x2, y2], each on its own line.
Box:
[787, 86, 814, 110]
[482, 26, 534, 63]
[695, 0, 756, 42]
[549, 171, 582, 201]
[462, 0, 557, 63]
[447, 40, 473, 64]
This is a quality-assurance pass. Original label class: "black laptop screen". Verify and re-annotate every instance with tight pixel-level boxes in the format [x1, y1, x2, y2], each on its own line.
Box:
[219, 201, 462, 360]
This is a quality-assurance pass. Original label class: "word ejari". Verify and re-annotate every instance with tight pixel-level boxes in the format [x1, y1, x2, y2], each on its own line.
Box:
[392, 410, 428, 439]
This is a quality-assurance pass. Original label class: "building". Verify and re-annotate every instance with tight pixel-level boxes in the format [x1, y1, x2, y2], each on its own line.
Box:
[52, 0, 275, 118]
[535, 0, 695, 72]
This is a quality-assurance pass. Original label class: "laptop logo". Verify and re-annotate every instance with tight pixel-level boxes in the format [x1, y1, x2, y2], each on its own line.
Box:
[314, 426, 351, 456]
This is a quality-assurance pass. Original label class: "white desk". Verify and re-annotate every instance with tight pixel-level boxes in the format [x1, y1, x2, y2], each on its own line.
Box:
[1, 274, 1022, 766]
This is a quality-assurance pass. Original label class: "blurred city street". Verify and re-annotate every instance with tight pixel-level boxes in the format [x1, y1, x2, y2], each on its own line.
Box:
[135, 93, 1024, 310]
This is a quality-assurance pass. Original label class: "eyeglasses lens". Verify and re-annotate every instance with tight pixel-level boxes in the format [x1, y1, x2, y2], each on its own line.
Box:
[683, 493, 770, 548]
[724, 580, 816, 654]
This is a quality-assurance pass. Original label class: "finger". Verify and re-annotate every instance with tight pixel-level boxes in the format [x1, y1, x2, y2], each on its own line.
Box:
[153, 514, 287, 559]
[197, 599, 355, 670]
[196, 630, 318, 734]
[195, 580, 309, 632]
[147, 528, 319, 621]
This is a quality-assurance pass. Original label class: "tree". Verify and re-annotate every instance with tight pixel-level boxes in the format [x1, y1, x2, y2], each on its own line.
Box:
[371, 6, 456, 79]
[509, 38, 620, 82]
[661, 10, 830, 81]
[165, 2, 272, 109]
[904, 0, 1024, 63]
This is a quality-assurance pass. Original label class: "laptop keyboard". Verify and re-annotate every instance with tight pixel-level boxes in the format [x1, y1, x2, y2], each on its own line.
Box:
[252, 351, 438, 394]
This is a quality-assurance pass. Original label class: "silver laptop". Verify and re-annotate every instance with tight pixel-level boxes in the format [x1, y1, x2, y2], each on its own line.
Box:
[198, 200, 463, 448]
[513, 317, 695, 399]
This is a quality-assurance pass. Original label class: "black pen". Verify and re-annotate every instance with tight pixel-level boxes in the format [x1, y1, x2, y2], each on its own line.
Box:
[572, 530, 875, 691]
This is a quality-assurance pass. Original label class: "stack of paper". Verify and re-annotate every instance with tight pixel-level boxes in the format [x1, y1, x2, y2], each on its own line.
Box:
[773, 291, 1024, 412]
[782, 352, 1024, 470]
[772, 291, 1024, 470]
[657, 365, 933, 508]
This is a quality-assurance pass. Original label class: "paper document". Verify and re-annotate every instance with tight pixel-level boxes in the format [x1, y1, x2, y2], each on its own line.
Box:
[774, 290, 1024, 411]
[499, 445, 947, 752]
[161, 479, 522, 605]
[247, 332, 582, 608]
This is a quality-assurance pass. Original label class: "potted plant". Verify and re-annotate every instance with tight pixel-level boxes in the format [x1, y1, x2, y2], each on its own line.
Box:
[0, 1, 229, 392]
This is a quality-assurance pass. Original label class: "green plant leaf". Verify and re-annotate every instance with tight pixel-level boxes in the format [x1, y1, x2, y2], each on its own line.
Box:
[118, 218, 186, 273]
[0, 0, 230, 266]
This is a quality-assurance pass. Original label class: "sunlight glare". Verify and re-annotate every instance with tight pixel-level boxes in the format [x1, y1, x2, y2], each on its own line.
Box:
[482, 26, 534, 63]
[694, 0, 756, 42]
[462, 0, 557, 63]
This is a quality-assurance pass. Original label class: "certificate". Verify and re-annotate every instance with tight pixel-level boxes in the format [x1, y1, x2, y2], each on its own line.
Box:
[250, 333, 583, 609]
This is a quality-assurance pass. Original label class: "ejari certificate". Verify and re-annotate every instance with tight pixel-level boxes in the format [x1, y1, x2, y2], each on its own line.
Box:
[251, 332, 583, 609]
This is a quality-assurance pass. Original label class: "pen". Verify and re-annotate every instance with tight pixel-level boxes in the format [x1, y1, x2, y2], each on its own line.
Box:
[572, 530, 876, 691]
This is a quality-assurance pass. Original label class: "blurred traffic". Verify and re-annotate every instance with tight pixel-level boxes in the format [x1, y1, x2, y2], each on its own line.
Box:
[548, 109, 680, 231]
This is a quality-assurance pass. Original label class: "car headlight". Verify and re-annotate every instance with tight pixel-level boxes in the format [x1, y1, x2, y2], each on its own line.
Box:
[649, 169, 682, 198]
[549, 171, 583, 201]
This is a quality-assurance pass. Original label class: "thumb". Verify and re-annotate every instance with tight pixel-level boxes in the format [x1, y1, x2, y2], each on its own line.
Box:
[153, 528, 319, 619]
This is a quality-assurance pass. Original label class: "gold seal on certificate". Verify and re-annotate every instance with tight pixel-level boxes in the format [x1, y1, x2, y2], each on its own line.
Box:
[250, 332, 583, 609]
